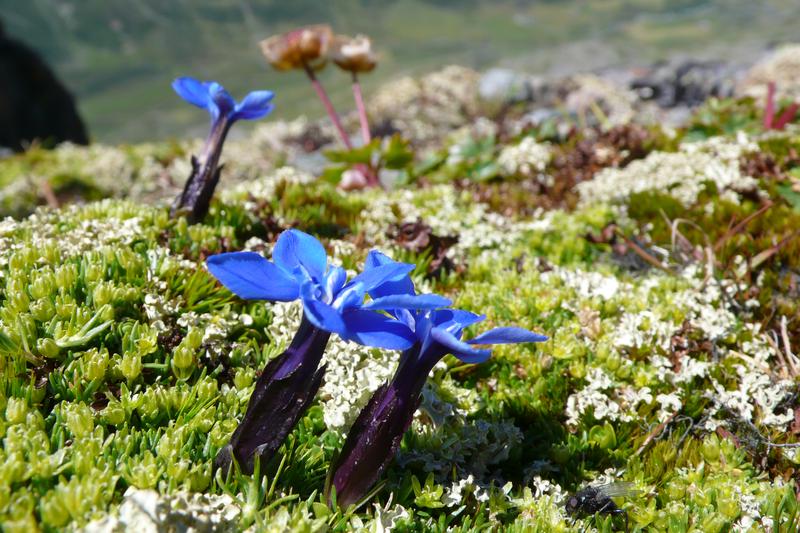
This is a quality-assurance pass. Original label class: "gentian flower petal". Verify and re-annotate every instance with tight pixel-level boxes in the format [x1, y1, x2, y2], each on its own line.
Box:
[341, 310, 417, 349]
[348, 261, 415, 294]
[232, 90, 275, 121]
[395, 308, 416, 330]
[429, 326, 492, 364]
[207, 252, 299, 301]
[448, 310, 485, 326]
[433, 309, 485, 335]
[273, 229, 328, 281]
[207, 82, 236, 119]
[364, 250, 389, 269]
[468, 327, 549, 345]
[364, 293, 451, 311]
[301, 285, 347, 335]
[172, 77, 210, 109]
[325, 266, 348, 302]
[364, 250, 416, 298]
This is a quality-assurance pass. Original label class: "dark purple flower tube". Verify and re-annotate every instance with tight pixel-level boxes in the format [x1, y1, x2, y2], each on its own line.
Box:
[215, 314, 330, 475]
[173, 118, 230, 224]
[330, 344, 429, 508]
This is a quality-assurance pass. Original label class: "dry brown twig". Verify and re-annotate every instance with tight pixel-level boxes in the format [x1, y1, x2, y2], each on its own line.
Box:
[635, 411, 678, 456]
[39, 180, 60, 209]
[765, 330, 797, 380]
[612, 227, 671, 273]
[781, 316, 800, 377]
[713, 200, 774, 252]
[750, 230, 800, 271]
[662, 212, 715, 284]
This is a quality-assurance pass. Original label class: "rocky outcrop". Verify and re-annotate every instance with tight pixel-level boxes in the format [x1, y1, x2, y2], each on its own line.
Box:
[0, 20, 89, 152]
[629, 60, 739, 108]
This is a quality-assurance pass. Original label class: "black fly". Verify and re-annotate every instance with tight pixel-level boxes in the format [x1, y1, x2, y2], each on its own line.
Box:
[565, 481, 639, 532]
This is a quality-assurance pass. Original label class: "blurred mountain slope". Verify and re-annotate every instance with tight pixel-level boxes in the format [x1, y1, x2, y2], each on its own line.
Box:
[1, 0, 799, 142]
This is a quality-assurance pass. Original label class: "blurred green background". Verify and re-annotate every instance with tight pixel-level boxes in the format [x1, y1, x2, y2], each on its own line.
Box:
[2, 0, 799, 143]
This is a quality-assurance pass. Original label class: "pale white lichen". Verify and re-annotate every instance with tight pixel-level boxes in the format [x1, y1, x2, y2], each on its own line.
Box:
[83, 487, 240, 533]
[552, 268, 623, 301]
[655, 392, 683, 421]
[358, 183, 553, 264]
[369, 66, 479, 146]
[566, 368, 628, 426]
[556, 252, 795, 432]
[577, 134, 759, 207]
[498, 137, 553, 184]
[612, 310, 673, 351]
[367, 498, 410, 532]
[220, 166, 315, 213]
[397, 380, 523, 480]
[12, 206, 146, 261]
[258, 294, 398, 434]
[441, 475, 488, 507]
[319, 337, 397, 432]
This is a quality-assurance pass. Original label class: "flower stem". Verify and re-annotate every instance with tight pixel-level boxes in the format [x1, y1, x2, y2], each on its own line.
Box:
[171, 117, 231, 223]
[303, 62, 352, 149]
[351, 72, 371, 146]
[361, 165, 381, 188]
[764, 81, 776, 130]
[774, 102, 800, 130]
[349, 73, 382, 188]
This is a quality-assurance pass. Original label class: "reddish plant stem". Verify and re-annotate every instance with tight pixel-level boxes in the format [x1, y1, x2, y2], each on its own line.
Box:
[362, 165, 380, 187]
[774, 102, 800, 130]
[351, 72, 371, 145]
[301, 62, 380, 188]
[303, 62, 352, 149]
[351, 73, 381, 187]
[764, 81, 776, 130]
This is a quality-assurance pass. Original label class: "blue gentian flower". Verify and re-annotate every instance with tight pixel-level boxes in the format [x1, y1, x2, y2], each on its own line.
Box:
[172, 77, 275, 125]
[170, 77, 275, 223]
[207, 230, 450, 350]
[206, 230, 450, 474]
[362, 249, 546, 363]
[329, 250, 547, 508]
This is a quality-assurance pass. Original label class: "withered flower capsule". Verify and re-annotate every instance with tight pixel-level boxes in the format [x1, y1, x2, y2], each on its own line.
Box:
[331, 34, 378, 73]
[260, 24, 333, 72]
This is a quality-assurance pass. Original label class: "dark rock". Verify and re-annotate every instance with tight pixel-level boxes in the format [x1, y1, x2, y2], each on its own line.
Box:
[287, 123, 332, 152]
[630, 60, 740, 109]
[387, 218, 458, 279]
[0, 20, 89, 152]
[370, 117, 402, 139]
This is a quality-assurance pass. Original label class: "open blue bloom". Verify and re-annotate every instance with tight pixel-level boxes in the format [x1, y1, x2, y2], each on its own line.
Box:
[207, 230, 450, 350]
[206, 230, 450, 475]
[329, 250, 547, 508]
[172, 77, 274, 124]
[170, 76, 275, 223]
[363, 250, 547, 362]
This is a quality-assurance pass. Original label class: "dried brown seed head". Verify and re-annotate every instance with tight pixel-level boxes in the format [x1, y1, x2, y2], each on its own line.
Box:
[260, 24, 333, 72]
[331, 34, 378, 74]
